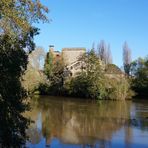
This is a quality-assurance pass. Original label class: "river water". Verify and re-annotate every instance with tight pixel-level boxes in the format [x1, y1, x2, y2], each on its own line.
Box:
[25, 96, 148, 148]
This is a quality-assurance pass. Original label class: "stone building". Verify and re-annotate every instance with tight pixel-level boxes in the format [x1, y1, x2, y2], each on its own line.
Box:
[62, 48, 86, 66]
[62, 48, 86, 76]
[49, 46, 86, 76]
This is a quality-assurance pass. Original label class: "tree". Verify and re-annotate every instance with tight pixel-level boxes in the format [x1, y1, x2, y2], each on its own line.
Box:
[0, 32, 37, 147]
[106, 44, 113, 64]
[91, 42, 96, 51]
[0, 0, 48, 36]
[44, 51, 65, 95]
[22, 47, 46, 93]
[29, 46, 46, 70]
[0, 0, 48, 147]
[98, 40, 107, 61]
[65, 50, 107, 99]
[64, 50, 133, 100]
[123, 42, 131, 75]
[130, 57, 148, 97]
[44, 50, 54, 80]
[97, 40, 112, 64]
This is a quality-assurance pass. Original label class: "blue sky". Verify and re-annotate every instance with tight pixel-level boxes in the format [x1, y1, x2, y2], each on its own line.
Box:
[35, 0, 148, 67]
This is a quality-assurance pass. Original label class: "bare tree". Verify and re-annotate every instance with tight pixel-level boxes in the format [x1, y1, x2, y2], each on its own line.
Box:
[22, 47, 47, 93]
[29, 46, 46, 70]
[92, 42, 96, 51]
[98, 40, 107, 61]
[97, 40, 112, 64]
[123, 42, 131, 75]
[106, 44, 113, 64]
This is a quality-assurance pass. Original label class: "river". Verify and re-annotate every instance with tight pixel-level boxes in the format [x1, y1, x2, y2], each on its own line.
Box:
[25, 96, 148, 148]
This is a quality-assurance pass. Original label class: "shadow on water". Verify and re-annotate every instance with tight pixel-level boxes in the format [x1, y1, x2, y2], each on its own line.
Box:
[25, 96, 148, 148]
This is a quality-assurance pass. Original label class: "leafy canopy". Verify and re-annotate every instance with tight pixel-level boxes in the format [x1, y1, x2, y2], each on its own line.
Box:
[0, 0, 48, 35]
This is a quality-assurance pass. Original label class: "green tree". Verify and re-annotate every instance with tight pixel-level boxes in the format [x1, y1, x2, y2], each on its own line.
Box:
[44, 50, 54, 80]
[84, 50, 107, 99]
[65, 50, 107, 99]
[43, 51, 65, 95]
[0, 32, 37, 147]
[64, 52, 133, 100]
[130, 57, 148, 97]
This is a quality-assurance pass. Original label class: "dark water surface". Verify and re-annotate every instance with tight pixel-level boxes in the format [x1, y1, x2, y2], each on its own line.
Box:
[25, 96, 148, 148]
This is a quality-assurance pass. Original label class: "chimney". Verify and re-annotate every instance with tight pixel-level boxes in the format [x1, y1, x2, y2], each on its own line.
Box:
[49, 45, 54, 52]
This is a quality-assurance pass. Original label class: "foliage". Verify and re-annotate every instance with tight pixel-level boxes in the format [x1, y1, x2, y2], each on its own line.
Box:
[105, 64, 134, 100]
[64, 51, 133, 100]
[0, 0, 48, 147]
[64, 50, 107, 99]
[42, 49, 133, 100]
[0, 32, 37, 147]
[22, 47, 47, 94]
[130, 57, 148, 97]
[105, 64, 123, 74]
[44, 50, 54, 79]
[0, 0, 48, 36]
[64, 72, 91, 98]
[43, 50, 65, 95]
[106, 77, 134, 100]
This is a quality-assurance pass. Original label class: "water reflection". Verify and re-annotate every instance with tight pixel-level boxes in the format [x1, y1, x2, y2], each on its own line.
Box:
[26, 96, 148, 148]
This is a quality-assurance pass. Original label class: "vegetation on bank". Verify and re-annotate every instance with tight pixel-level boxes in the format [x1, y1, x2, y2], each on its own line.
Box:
[20, 40, 147, 100]
[0, 0, 147, 147]
[27, 41, 147, 100]
[38, 49, 134, 100]
[130, 57, 148, 97]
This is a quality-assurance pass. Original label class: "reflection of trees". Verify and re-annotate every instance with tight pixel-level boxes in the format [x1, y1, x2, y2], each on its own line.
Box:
[27, 97, 134, 146]
[60, 101, 131, 145]
[132, 101, 148, 131]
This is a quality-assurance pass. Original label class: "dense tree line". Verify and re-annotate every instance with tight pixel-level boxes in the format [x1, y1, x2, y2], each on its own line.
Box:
[130, 57, 148, 97]
[40, 41, 148, 99]
[122, 42, 148, 97]
[41, 49, 134, 100]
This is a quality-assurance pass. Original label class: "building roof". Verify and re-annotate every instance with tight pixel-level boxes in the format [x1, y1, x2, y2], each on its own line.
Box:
[62, 48, 86, 51]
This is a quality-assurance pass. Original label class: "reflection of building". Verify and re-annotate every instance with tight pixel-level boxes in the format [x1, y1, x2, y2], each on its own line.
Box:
[49, 46, 86, 76]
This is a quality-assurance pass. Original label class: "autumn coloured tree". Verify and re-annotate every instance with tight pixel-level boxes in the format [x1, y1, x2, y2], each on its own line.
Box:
[0, 0, 48, 36]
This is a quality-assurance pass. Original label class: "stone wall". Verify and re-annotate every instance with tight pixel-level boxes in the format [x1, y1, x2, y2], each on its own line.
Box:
[62, 48, 86, 66]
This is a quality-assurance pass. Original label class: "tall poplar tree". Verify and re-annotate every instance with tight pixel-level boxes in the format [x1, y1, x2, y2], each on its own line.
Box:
[123, 42, 132, 75]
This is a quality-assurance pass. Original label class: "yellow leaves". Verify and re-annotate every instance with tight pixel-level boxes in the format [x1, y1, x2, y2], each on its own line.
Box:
[0, 0, 49, 36]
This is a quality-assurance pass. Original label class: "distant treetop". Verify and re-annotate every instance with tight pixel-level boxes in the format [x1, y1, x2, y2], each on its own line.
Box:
[105, 64, 123, 74]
